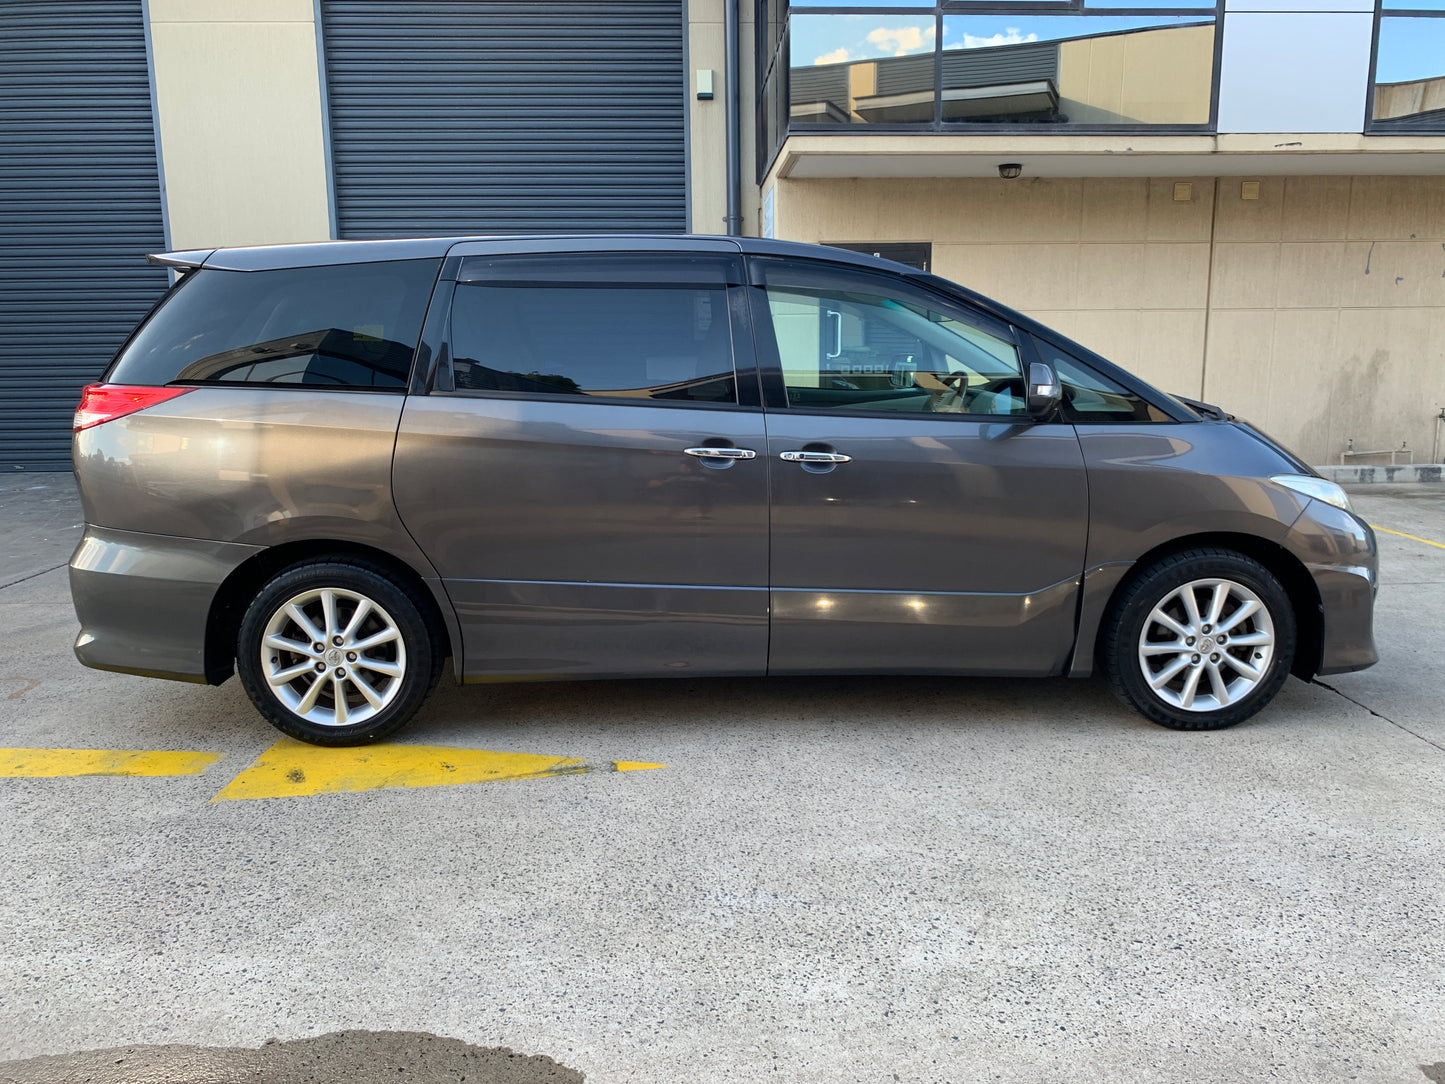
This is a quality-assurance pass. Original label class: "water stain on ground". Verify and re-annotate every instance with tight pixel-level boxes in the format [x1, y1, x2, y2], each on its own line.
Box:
[0, 1029, 584, 1084]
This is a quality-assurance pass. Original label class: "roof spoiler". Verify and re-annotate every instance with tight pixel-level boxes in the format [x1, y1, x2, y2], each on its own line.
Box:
[147, 249, 215, 271]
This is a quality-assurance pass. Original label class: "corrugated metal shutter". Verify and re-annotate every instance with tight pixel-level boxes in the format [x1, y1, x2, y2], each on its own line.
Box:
[321, 1, 687, 238]
[0, 1, 169, 472]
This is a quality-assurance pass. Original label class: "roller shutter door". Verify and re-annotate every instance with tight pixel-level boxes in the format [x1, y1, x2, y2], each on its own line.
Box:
[1, 1, 169, 472]
[321, 1, 686, 238]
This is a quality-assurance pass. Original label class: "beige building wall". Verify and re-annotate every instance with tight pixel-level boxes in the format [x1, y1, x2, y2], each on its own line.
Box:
[148, 0, 331, 249]
[1374, 76, 1445, 121]
[688, 1, 761, 236]
[1058, 25, 1214, 126]
[768, 173, 1445, 464]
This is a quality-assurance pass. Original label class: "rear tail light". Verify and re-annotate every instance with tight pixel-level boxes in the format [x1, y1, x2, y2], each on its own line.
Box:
[74, 384, 194, 432]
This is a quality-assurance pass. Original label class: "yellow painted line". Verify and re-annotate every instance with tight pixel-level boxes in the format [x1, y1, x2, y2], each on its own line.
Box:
[0, 747, 222, 778]
[1370, 524, 1445, 551]
[212, 738, 664, 801]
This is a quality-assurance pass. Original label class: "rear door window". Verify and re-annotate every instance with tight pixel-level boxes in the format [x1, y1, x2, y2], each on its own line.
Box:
[446, 253, 741, 405]
[108, 258, 441, 389]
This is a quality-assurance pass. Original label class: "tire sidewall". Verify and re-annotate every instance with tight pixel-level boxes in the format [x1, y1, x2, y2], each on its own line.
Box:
[1107, 551, 1297, 731]
[236, 560, 438, 746]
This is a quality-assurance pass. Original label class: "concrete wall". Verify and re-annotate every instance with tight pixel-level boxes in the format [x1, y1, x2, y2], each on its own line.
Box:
[770, 174, 1445, 464]
[688, 0, 760, 236]
[148, 0, 331, 249]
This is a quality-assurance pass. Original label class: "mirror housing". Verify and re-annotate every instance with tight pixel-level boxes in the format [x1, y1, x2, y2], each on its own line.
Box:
[1026, 361, 1062, 420]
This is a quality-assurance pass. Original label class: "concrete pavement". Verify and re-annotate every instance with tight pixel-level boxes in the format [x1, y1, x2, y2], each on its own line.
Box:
[1, 475, 1442, 1083]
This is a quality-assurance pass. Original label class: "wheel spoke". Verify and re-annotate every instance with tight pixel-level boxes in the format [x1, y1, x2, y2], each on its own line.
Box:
[1141, 641, 1188, 657]
[1227, 630, 1272, 647]
[268, 660, 316, 686]
[351, 674, 384, 709]
[1179, 587, 1204, 631]
[285, 603, 325, 646]
[321, 589, 339, 641]
[1148, 655, 1191, 690]
[332, 675, 349, 725]
[356, 657, 403, 679]
[296, 673, 325, 714]
[1205, 582, 1229, 627]
[265, 633, 316, 657]
[1178, 665, 1205, 708]
[1222, 654, 1263, 682]
[352, 627, 399, 652]
[1206, 663, 1231, 706]
[341, 598, 373, 642]
[1218, 599, 1260, 633]
[1149, 609, 1192, 639]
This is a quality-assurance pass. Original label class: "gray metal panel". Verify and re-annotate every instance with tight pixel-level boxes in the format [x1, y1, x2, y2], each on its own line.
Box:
[0, 1, 169, 472]
[320, 1, 687, 238]
[939, 43, 1059, 92]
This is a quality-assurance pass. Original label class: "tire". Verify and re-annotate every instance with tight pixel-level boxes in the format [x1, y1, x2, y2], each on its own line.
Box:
[235, 559, 444, 746]
[1102, 548, 1297, 731]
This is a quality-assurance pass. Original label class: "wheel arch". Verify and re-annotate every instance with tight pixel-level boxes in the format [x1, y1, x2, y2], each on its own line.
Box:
[202, 539, 459, 686]
[1085, 531, 1323, 682]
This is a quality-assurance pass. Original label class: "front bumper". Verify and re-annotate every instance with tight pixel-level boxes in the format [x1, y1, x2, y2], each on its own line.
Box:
[70, 525, 261, 683]
[1281, 500, 1378, 676]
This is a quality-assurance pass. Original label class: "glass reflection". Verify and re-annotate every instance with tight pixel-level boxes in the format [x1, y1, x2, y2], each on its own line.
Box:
[787, 12, 1213, 128]
[940, 15, 1213, 125]
[790, 14, 937, 124]
[1372, 17, 1445, 129]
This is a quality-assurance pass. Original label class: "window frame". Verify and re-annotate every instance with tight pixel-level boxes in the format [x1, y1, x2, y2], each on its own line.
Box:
[758, 0, 1224, 181]
[429, 252, 764, 413]
[746, 254, 1046, 421]
[1365, 0, 1445, 133]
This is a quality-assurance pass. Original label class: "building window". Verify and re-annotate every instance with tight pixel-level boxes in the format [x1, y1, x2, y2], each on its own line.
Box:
[759, 0, 1220, 176]
[1370, 0, 1445, 131]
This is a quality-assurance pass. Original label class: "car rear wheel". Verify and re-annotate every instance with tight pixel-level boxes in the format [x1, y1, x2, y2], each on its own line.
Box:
[236, 559, 443, 746]
[1103, 549, 1296, 731]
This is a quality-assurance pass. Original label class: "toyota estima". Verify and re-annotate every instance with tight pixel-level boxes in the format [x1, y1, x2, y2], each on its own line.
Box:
[70, 236, 1377, 746]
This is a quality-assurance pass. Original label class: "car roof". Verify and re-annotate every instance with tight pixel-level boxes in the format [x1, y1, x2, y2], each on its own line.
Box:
[148, 234, 922, 276]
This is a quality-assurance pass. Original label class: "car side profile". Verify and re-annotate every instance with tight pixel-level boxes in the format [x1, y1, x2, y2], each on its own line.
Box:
[69, 235, 1377, 745]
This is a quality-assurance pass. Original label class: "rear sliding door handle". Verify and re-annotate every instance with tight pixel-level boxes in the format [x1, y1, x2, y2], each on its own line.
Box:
[779, 450, 852, 464]
[684, 446, 757, 460]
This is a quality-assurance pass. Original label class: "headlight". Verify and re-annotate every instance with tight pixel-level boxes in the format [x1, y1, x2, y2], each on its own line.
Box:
[1270, 474, 1352, 512]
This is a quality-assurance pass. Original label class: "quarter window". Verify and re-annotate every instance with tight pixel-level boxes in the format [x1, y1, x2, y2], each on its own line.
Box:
[758, 262, 1028, 416]
[448, 255, 739, 405]
[109, 259, 440, 389]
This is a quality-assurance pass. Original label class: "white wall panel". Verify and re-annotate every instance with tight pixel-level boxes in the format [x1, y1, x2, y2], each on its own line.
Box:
[1225, 0, 1372, 13]
[1217, 12, 1373, 132]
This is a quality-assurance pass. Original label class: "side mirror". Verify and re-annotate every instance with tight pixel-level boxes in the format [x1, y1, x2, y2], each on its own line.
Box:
[1026, 361, 1062, 420]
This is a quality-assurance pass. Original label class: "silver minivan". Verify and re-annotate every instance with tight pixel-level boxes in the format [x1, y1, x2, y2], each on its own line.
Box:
[70, 236, 1377, 745]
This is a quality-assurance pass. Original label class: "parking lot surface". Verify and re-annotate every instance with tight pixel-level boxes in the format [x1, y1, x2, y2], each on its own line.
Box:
[2, 476, 1443, 1083]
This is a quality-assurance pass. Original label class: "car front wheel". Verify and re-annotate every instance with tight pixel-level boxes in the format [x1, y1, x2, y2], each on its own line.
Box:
[1103, 549, 1297, 731]
[235, 559, 443, 746]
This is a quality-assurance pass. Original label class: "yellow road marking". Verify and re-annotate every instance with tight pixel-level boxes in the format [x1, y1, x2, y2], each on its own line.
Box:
[0, 747, 222, 778]
[1370, 525, 1445, 551]
[212, 738, 664, 801]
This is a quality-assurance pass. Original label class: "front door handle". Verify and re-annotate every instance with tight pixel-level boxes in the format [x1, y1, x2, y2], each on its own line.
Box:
[779, 450, 852, 464]
[684, 446, 757, 460]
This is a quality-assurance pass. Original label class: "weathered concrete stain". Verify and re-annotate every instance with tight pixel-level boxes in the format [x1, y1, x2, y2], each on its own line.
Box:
[0, 1030, 584, 1084]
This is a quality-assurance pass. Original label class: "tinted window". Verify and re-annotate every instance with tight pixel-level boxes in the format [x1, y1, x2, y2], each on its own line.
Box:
[759, 261, 1027, 416]
[109, 259, 441, 389]
[1033, 337, 1171, 423]
[448, 255, 738, 405]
